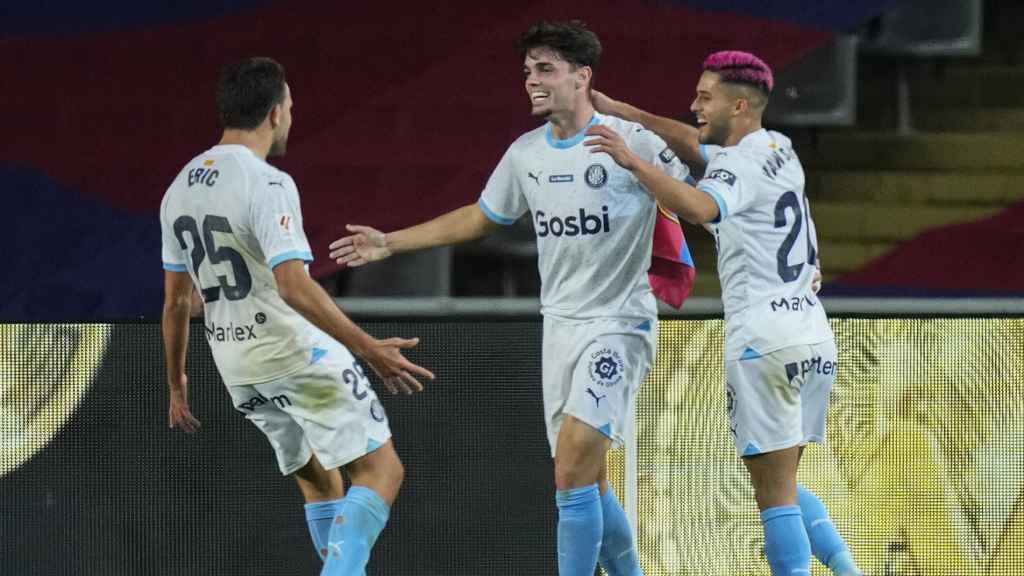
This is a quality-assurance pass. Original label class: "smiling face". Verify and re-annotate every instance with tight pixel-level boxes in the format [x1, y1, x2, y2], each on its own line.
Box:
[523, 47, 588, 120]
[689, 71, 736, 146]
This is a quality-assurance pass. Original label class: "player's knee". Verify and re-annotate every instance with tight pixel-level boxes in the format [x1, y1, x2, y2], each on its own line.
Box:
[554, 455, 597, 490]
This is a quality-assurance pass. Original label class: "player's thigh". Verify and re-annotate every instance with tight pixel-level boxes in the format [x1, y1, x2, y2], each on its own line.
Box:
[227, 383, 312, 476]
[272, 344, 393, 472]
[541, 317, 585, 457]
[563, 321, 655, 450]
[800, 339, 838, 442]
[726, 348, 806, 457]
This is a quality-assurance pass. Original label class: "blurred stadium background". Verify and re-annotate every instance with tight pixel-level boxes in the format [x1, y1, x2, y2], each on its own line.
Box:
[2, 0, 1023, 574]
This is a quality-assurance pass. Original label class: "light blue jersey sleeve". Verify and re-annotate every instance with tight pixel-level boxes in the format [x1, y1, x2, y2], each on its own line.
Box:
[479, 146, 528, 226]
[696, 151, 754, 223]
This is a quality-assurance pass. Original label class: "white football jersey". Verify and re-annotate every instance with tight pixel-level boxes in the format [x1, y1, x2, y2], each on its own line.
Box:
[160, 144, 323, 386]
[696, 129, 833, 360]
[480, 113, 691, 321]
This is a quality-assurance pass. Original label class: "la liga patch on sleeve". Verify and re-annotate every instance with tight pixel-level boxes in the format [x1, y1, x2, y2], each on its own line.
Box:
[276, 213, 294, 237]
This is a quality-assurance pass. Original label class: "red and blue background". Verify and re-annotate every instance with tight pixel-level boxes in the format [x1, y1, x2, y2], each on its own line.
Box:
[4, 0, 929, 321]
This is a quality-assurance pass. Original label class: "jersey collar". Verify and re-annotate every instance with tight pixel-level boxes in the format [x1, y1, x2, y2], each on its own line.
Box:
[545, 114, 601, 149]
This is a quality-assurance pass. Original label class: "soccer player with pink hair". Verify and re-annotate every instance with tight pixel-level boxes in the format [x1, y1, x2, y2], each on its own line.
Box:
[586, 51, 861, 576]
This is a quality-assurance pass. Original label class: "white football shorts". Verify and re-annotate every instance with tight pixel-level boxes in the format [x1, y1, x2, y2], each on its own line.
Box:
[542, 315, 657, 457]
[725, 339, 837, 458]
[225, 339, 392, 475]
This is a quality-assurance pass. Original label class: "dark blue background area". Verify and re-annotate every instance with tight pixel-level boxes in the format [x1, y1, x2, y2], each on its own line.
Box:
[0, 0, 273, 37]
[0, 166, 161, 321]
[657, 0, 898, 30]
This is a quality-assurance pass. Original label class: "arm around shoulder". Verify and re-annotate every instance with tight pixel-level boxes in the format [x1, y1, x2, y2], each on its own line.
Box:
[594, 90, 704, 169]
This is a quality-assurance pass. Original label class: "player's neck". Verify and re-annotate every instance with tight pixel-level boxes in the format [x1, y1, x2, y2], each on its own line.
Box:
[219, 129, 272, 160]
[548, 102, 596, 140]
[724, 119, 763, 147]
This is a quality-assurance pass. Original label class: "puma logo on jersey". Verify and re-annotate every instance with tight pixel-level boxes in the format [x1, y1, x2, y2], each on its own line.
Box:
[528, 171, 542, 185]
[586, 387, 606, 407]
[268, 180, 285, 188]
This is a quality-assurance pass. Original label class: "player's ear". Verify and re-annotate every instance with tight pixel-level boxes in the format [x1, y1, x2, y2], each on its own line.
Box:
[576, 66, 592, 91]
[733, 96, 747, 116]
[268, 103, 281, 129]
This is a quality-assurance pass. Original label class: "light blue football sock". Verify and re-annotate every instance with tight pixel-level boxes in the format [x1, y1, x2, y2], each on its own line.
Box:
[304, 498, 344, 561]
[556, 484, 603, 576]
[321, 486, 390, 576]
[797, 485, 861, 575]
[598, 486, 642, 576]
[761, 505, 811, 576]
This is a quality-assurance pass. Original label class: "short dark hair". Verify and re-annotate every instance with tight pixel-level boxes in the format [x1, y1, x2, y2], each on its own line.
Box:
[517, 20, 601, 72]
[216, 57, 287, 130]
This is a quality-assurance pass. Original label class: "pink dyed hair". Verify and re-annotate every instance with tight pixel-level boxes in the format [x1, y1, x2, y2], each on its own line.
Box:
[702, 51, 774, 94]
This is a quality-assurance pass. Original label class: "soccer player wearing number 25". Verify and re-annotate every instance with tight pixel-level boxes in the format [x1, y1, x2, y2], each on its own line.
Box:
[329, 21, 694, 576]
[160, 57, 434, 576]
[585, 52, 861, 576]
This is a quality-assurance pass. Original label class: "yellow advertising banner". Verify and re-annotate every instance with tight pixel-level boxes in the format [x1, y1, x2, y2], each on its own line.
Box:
[621, 318, 1024, 576]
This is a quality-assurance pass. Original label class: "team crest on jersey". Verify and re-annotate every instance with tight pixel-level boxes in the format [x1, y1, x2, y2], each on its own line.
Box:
[706, 169, 737, 186]
[658, 147, 676, 164]
[588, 347, 624, 387]
[277, 213, 293, 236]
[584, 163, 608, 189]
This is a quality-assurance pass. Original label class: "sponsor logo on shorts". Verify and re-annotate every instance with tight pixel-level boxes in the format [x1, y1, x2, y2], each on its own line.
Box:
[588, 348, 624, 388]
[549, 174, 574, 183]
[238, 392, 291, 412]
[584, 163, 608, 189]
[784, 356, 837, 384]
[586, 387, 606, 407]
[370, 399, 386, 423]
[770, 294, 818, 313]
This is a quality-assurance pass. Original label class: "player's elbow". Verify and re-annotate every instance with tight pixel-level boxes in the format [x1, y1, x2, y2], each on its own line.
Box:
[163, 291, 192, 314]
[679, 203, 719, 226]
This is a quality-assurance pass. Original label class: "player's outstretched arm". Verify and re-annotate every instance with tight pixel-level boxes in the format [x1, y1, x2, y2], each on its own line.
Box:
[163, 270, 201, 433]
[273, 260, 435, 394]
[329, 203, 500, 268]
[585, 125, 718, 225]
[592, 90, 705, 169]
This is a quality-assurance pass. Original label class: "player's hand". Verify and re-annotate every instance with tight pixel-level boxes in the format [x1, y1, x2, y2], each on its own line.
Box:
[168, 375, 201, 433]
[585, 125, 640, 171]
[328, 225, 392, 267]
[360, 337, 435, 395]
[591, 90, 622, 117]
[811, 265, 823, 294]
